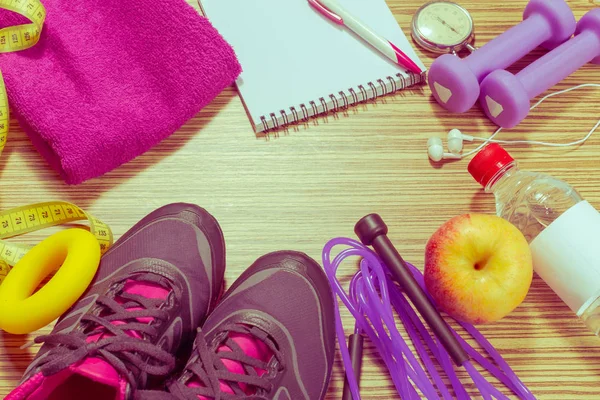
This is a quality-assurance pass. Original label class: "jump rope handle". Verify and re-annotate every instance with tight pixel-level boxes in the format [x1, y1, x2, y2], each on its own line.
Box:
[354, 214, 470, 366]
[341, 333, 365, 400]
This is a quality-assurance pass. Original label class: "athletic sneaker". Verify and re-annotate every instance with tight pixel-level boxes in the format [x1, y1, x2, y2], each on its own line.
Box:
[136, 250, 336, 400]
[6, 203, 226, 400]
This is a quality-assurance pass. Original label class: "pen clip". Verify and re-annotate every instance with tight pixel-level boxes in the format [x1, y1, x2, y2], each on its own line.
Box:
[308, 0, 344, 25]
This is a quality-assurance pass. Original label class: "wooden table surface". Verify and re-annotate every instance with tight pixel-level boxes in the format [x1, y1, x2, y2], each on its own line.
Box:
[1, 0, 599, 398]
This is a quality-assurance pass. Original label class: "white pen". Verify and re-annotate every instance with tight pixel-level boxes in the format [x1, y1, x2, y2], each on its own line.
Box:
[308, 0, 422, 74]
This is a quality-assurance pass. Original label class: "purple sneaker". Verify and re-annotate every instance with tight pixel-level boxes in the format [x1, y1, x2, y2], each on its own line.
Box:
[138, 250, 336, 400]
[7, 203, 226, 400]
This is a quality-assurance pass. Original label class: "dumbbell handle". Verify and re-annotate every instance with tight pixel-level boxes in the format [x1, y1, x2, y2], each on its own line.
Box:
[518, 29, 600, 99]
[467, 13, 551, 78]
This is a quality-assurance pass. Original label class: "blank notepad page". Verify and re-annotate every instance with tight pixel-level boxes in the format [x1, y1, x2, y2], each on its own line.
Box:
[199, 0, 425, 132]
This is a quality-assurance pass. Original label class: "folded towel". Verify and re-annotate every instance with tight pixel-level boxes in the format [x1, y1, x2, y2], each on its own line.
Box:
[0, 0, 240, 184]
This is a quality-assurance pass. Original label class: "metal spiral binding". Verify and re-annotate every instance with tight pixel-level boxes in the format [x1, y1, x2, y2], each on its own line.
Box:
[309, 101, 318, 117]
[280, 110, 289, 126]
[329, 94, 339, 112]
[290, 107, 299, 123]
[396, 72, 409, 91]
[339, 91, 349, 110]
[368, 82, 377, 99]
[300, 104, 309, 122]
[258, 72, 424, 132]
[358, 85, 367, 102]
[260, 116, 268, 132]
[349, 88, 359, 105]
[320, 97, 328, 114]
[387, 76, 397, 92]
[270, 113, 279, 130]
[378, 79, 388, 96]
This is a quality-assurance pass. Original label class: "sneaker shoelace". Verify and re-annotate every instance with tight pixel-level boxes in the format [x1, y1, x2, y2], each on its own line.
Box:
[160, 324, 283, 400]
[34, 273, 179, 390]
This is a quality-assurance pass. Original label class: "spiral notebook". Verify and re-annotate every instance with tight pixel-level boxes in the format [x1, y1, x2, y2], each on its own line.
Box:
[199, 0, 426, 133]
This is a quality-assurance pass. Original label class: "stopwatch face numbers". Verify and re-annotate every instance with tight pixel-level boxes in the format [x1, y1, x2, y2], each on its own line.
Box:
[412, 2, 474, 52]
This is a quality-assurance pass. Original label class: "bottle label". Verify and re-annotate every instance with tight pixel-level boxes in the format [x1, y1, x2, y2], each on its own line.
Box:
[530, 201, 600, 315]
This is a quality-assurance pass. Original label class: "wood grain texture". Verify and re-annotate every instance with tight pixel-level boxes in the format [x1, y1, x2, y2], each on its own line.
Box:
[0, 0, 599, 398]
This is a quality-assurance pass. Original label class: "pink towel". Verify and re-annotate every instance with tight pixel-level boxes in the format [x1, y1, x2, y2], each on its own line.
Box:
[0, 0, 240, 184]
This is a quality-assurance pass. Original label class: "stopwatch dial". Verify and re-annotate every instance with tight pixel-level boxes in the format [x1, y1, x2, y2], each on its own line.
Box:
[416, 2, 472, 47]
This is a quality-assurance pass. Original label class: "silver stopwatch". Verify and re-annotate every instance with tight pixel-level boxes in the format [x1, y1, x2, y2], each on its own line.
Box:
[411, 1, 476, 55]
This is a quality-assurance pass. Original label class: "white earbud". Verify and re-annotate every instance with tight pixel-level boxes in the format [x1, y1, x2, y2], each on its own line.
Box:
[447, 128, 474, 154]
[427, 137, 462, 162]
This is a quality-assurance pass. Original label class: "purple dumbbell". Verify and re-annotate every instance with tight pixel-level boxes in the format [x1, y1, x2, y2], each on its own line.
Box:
[428, 0, 576, 113]
[480, 9, 600, 128]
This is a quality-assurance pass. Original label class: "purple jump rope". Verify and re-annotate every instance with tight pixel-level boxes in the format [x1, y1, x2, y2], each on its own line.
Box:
[322, 214, 535, 400]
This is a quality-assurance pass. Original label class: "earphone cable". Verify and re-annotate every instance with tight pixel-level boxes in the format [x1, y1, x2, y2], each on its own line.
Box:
[461, 83, 600, 158]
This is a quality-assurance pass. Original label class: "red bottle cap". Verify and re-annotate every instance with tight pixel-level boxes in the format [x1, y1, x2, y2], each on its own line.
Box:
[468, 143, 515, 187]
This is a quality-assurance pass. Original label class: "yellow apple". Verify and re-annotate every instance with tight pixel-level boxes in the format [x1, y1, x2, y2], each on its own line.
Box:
[424, 214, 533, 325]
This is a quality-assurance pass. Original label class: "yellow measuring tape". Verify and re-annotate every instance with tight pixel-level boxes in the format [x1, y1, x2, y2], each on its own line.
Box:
[0, 202, 113, 281]
[0, 2, 114, 283]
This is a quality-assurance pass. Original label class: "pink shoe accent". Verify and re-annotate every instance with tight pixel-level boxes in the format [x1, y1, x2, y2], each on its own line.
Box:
[7, 361, 127, 400]
[71, 358, 121, 388]
[7, 280, 169, 399]
[194, 332, 273, 399]
[87, 280, 170, 342]
[5, 373, 45, 400]
[123, 280, 170, 300]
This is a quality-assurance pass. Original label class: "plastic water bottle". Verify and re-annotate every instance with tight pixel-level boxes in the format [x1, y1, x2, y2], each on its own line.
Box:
[468, 144, 600, 336]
